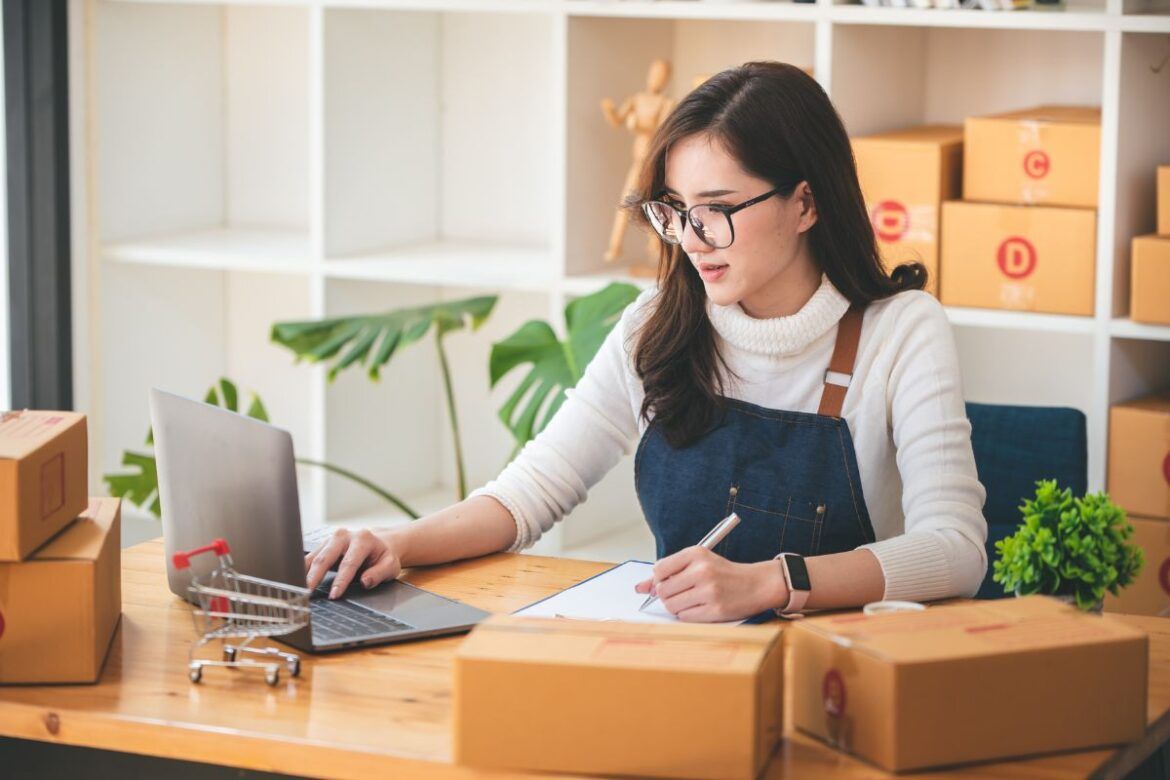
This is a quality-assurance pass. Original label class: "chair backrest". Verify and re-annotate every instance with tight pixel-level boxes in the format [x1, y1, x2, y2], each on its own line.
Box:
[965, 402, 1088, 599]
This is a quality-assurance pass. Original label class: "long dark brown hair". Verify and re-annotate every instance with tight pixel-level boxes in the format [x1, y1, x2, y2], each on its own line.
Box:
[627, 61, 925, 448]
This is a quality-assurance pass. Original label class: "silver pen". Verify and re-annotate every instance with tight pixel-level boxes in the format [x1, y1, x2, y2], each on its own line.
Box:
[638, 512, 742, 612]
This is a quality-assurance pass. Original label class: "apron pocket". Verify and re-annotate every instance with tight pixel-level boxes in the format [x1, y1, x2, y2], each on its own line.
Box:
[719, 485, 826, 562]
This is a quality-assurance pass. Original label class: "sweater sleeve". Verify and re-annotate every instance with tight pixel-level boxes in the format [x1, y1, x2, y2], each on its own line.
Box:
[858, 293, 989, 601]
[468, 290, 651, 552]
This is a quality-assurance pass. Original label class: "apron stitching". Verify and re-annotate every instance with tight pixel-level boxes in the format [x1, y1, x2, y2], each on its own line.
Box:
[733, 502, 818, 520]
[835, 423, 872, 542]
[731, 409, 834, 427]
[777, 497, 792, 551]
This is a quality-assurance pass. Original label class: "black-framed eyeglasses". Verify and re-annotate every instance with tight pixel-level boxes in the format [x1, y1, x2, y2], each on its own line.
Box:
[642, 188, 781, 250]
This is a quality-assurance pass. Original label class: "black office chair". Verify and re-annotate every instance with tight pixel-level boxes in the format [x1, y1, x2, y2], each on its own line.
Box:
[965, 402, 1089, 600]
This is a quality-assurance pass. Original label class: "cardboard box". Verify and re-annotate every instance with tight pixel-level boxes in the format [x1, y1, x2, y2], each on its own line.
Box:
[1158, 166, 1169, 237]
[1109, 393, 1170, 520]
[1131, 235, 1170, 325]
[1104, 516, 1170, 617]
[454, 615, 784, 779]
[853, 125, 963, 296]
[789, 596, 1147, 773]
[964, 105, 1100, 208]
[0, 497, 121, 684]
[0, 411, 88, 561]
[940, 200, 1096, 315]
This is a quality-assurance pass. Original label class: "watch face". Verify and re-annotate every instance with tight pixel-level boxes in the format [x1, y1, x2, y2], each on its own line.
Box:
[785, 555, 811, 592]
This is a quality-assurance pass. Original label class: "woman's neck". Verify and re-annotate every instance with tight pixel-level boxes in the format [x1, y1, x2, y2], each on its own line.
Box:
[738, 251, 822, 320]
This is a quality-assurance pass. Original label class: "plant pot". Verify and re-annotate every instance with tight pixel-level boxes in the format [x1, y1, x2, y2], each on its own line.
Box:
[1015, 590, 1103, 613]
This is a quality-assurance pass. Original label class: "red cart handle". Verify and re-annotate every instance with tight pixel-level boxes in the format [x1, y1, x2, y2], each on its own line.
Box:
[172, 538, 231, 570]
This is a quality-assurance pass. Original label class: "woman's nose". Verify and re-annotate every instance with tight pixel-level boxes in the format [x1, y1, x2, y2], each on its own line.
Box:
[679, 219, 709, 256]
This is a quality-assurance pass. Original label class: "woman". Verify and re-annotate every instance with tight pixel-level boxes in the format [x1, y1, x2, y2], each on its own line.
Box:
[306, 62, 988, 622]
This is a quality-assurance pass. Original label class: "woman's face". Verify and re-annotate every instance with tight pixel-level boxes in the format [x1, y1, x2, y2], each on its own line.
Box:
[662, 133, 820, 318]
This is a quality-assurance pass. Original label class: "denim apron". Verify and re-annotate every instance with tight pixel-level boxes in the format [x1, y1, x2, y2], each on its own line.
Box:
[634, 306, 877, 576]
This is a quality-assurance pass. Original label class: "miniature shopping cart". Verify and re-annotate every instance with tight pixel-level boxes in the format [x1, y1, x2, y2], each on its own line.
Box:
[173, 538, 311, 686]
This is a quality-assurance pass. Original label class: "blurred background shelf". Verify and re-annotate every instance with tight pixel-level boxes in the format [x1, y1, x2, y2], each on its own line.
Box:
[943, 306, 1098, 334]
[104, 227, 314, 273]
[324, 242, 556, 291]
[73, 0, 1170, 558]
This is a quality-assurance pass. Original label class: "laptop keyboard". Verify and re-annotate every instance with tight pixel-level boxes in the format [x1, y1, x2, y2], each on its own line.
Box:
[310, 596, 415, 643]
[302, 526, 334, 553]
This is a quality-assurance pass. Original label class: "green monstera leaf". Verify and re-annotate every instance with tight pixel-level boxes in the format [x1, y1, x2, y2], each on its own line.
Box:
[104, 379, 268, 518]
[270, 296, 498, 381]
[272, 295, 498, 501]
[490, 282, 641, 455]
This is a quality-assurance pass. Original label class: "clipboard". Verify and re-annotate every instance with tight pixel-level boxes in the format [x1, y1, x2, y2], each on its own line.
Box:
[511, 559, 776, 625]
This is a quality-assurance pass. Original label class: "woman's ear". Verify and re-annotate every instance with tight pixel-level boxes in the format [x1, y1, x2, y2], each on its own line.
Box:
[795, 181, 818, 233]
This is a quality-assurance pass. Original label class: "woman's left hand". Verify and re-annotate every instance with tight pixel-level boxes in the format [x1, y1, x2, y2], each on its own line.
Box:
[633, 546, 788, 622]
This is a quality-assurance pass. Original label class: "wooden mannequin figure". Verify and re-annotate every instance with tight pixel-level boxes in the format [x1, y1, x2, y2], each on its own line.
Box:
[600, 59, 675, 270]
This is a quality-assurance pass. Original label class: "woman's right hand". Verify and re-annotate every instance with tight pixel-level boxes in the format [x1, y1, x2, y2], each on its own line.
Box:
[304, 528, 404, 599]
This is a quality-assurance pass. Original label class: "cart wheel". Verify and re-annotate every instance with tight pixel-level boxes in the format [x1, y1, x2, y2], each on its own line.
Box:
[265, 666, 280, 686]
[287, 657, 301, 677]
[223, 646, 237, 662]
[188, 664, 202, 684]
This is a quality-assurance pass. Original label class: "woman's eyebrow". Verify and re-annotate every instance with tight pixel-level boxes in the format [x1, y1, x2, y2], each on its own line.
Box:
[663, 186, 738, 198]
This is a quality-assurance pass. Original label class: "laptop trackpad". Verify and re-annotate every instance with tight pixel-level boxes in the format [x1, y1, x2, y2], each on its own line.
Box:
[347, 580, 480, 628]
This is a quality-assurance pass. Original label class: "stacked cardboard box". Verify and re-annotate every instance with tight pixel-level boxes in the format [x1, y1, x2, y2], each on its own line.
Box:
[790, 596, 1147, 772]
[1106, 393, 1170, 617]
[941, 106, 1100, 316]
[454, 615, 784, 779]
[853, 125, 963, 297]
[1129, 165, 1170, 326]
[0, 410, 122, 683]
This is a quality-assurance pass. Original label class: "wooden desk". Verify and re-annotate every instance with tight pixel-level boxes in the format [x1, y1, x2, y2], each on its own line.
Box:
[0, 539, 1166, 779]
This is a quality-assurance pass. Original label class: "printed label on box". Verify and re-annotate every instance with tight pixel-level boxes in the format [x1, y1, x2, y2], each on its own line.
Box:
[999, 284, 1037, 309]
[871, 201, 910, 242]
[997, 236, 1038, 279]
[1023, 150, 1050, 179]
[822, 669, 847, 717]
[1162, 451, 1169, 484]
[1160, 558, 1170, 597]
[0, 412, 65, 440]
[964, 615, 1114, 650]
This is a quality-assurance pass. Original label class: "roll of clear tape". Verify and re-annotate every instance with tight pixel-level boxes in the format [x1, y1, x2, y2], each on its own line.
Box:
[862, 600, 926, 616]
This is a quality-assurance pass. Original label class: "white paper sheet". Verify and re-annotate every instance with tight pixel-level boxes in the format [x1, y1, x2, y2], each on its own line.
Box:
[512, 560, 748, 625]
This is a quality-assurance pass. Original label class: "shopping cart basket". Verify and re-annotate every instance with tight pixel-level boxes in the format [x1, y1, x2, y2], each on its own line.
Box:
[173, 538, 311, 686]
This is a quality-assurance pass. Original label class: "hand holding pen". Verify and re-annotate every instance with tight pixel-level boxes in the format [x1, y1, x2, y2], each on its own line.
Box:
[636, 512, 741, 612]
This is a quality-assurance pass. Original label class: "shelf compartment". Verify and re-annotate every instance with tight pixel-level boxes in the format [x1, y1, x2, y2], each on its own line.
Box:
[322, 8, 557, 258]
[96, 3, 311, 244]
[565, 14, 815, 277]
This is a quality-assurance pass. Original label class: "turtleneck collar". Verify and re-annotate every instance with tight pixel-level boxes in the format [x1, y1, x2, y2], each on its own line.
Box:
[706, 274, 851, 357]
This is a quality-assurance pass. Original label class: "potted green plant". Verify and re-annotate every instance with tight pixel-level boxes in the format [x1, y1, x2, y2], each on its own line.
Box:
[992, 479, 1144, 611]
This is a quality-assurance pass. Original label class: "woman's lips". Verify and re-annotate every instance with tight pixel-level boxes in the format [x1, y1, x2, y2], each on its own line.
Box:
[698, 262, 728, 283]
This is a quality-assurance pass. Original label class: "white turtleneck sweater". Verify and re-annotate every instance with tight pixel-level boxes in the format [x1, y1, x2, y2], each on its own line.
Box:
[471, 277, 989, 602]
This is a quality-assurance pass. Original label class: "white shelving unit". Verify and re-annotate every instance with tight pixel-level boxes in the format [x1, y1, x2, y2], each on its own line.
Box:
[70, 0, 1170, 558]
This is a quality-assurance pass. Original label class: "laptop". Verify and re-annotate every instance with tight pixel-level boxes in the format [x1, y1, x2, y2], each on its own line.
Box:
[149, 388, 491, 652]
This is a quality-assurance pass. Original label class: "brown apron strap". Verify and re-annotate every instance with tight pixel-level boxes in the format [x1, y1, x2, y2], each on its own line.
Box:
[817, 305, 865, 418]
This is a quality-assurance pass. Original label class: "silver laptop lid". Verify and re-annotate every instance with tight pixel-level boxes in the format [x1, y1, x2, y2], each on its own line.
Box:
[150, 388, 307, 601]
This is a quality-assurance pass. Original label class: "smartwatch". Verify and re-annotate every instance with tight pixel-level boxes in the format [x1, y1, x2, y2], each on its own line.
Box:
[774, 552, 811, 616]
